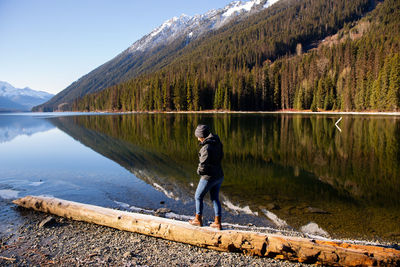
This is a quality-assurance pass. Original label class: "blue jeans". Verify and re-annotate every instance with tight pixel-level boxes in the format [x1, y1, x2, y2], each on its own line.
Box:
[195, 177, 223, 217]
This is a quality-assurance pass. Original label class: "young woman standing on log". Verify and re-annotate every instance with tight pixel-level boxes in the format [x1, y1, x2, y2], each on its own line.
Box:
[189, 124, 224, 230]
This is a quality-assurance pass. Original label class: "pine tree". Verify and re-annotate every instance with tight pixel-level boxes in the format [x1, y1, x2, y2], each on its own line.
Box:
[273, 72, 281, 110]
[162, 79, 169, 111]
[154, 78, 162, 111]
[186, 79, 193, 111]
[387, 54, 400, 111]
[223, 83, 231, 110]
[173, 78, 182, 111]
[310, 96, 318, 112]
[323, 76, 334, 110]
[193, 78, 200, 111]
[294, 86, 304, 110]
[379, 58, 391, 110]
[316, 78, 325, 109]
[214, 82, 224, 110]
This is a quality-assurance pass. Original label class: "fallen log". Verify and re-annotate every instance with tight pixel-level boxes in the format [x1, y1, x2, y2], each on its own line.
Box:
[13, 196, 400, 266]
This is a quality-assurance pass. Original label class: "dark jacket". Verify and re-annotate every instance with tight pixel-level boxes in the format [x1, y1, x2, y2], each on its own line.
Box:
[197, 133, 224, 180]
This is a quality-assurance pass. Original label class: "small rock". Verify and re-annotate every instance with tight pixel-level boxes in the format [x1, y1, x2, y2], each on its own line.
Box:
[155, 208, 172, 217]
[38, 216, 57, 228]
[130, 237, 142, 243]
[192, 263, 212, 267]
[156, 208, 171, 213]
[159, 201, 165, 205]
[266, 203, 280, 210]
[123, 251, 132, 258]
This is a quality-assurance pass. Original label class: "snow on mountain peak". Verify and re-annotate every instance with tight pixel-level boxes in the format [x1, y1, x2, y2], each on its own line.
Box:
[222, 0, 278, 18]
[0, 81, 54, 111]
[128, 0, 279, 54]
[222, 0, 260, 18]
[264, 0, 280, 8]
[0, 81, 53, 99]
[129, 13, 193, 52]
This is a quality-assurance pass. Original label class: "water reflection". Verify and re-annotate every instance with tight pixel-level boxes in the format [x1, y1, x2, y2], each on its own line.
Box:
[49, 114, 400, 242]
[0, 114, 179, 235]
[0, 115, 54, 143]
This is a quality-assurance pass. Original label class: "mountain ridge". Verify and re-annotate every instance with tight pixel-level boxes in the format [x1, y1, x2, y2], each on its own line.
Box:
[34, 0, 396, 113]
[128, 0, 279, 54]
[70, 0, 387, 112]
[33, 0, 278, 111]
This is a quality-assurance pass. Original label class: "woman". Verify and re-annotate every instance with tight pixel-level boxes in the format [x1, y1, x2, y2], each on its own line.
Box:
[189, 124, 224, 230]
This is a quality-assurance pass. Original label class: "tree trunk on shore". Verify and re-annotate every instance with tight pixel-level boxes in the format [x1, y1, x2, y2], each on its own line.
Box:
[13, 196, 400, 266]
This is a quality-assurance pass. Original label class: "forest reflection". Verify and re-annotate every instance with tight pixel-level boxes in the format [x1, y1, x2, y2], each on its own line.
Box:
[51, 113, 400, 241]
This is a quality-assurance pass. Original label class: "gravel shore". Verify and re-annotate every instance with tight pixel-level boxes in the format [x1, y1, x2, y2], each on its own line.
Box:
[0, 207, 309, 266]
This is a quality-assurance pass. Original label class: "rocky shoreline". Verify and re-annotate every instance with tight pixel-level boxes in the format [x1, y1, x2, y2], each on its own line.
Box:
[0, 208, 308, 266]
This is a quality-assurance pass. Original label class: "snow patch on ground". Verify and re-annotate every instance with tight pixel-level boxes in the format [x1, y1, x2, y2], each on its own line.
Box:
[165, 212, 193, 221]
[223, 200, 258, 215]
[261, 209, 288, 228]
[300, 222, 330, 237]
[114, 201, 153, 214]
[114, 201, 130, 209]
[0, 189, 19, 199]
[29, 181, 44, 186]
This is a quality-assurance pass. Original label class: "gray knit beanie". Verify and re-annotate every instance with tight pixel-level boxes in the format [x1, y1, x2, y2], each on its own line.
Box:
[195, 124, 210, 138]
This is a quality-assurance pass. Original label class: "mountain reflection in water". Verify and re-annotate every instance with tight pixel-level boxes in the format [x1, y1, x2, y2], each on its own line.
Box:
[0, 114, 54, 143]
[49, 113, 400, 242]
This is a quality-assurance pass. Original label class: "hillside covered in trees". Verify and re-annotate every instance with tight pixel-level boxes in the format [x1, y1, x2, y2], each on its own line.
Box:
[72, 0, 399, 112]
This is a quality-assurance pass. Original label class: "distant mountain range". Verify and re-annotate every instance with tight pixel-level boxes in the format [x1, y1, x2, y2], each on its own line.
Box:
[0, 81, 53, 112]
[34, 0, 279, 111]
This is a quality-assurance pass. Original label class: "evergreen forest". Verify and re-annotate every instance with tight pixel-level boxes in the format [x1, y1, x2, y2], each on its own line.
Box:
[72, 0, 400, 112]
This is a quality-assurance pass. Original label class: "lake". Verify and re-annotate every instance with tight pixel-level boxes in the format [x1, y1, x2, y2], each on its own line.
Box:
[0, 113, 399, 243]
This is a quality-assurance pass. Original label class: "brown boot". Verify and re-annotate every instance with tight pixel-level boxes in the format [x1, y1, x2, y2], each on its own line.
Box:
[210, 216, 222, 230]
[189, 214, 203, 227]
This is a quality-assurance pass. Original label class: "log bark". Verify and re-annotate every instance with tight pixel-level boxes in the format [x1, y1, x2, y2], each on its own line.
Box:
[13, 196, 400, 266]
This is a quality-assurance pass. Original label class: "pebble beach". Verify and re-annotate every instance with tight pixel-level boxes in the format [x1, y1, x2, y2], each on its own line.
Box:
[0, 207, 309, 266]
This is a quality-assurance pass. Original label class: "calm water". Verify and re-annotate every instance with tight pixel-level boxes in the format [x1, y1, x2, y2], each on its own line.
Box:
[0, 113, 399, 242]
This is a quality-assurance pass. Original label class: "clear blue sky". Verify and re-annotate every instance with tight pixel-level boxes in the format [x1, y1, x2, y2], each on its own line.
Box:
[0, 0, 232, 94]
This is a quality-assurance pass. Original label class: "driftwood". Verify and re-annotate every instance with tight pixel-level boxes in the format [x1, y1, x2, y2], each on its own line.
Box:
[13, 196, 400, 266]
[0, 256, 16, 262]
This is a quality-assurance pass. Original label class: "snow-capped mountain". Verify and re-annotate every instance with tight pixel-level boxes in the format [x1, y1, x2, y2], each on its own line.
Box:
[35, 0, 280, 111]
[129, 0, 279, 53]
[0, 81, 54, 111]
